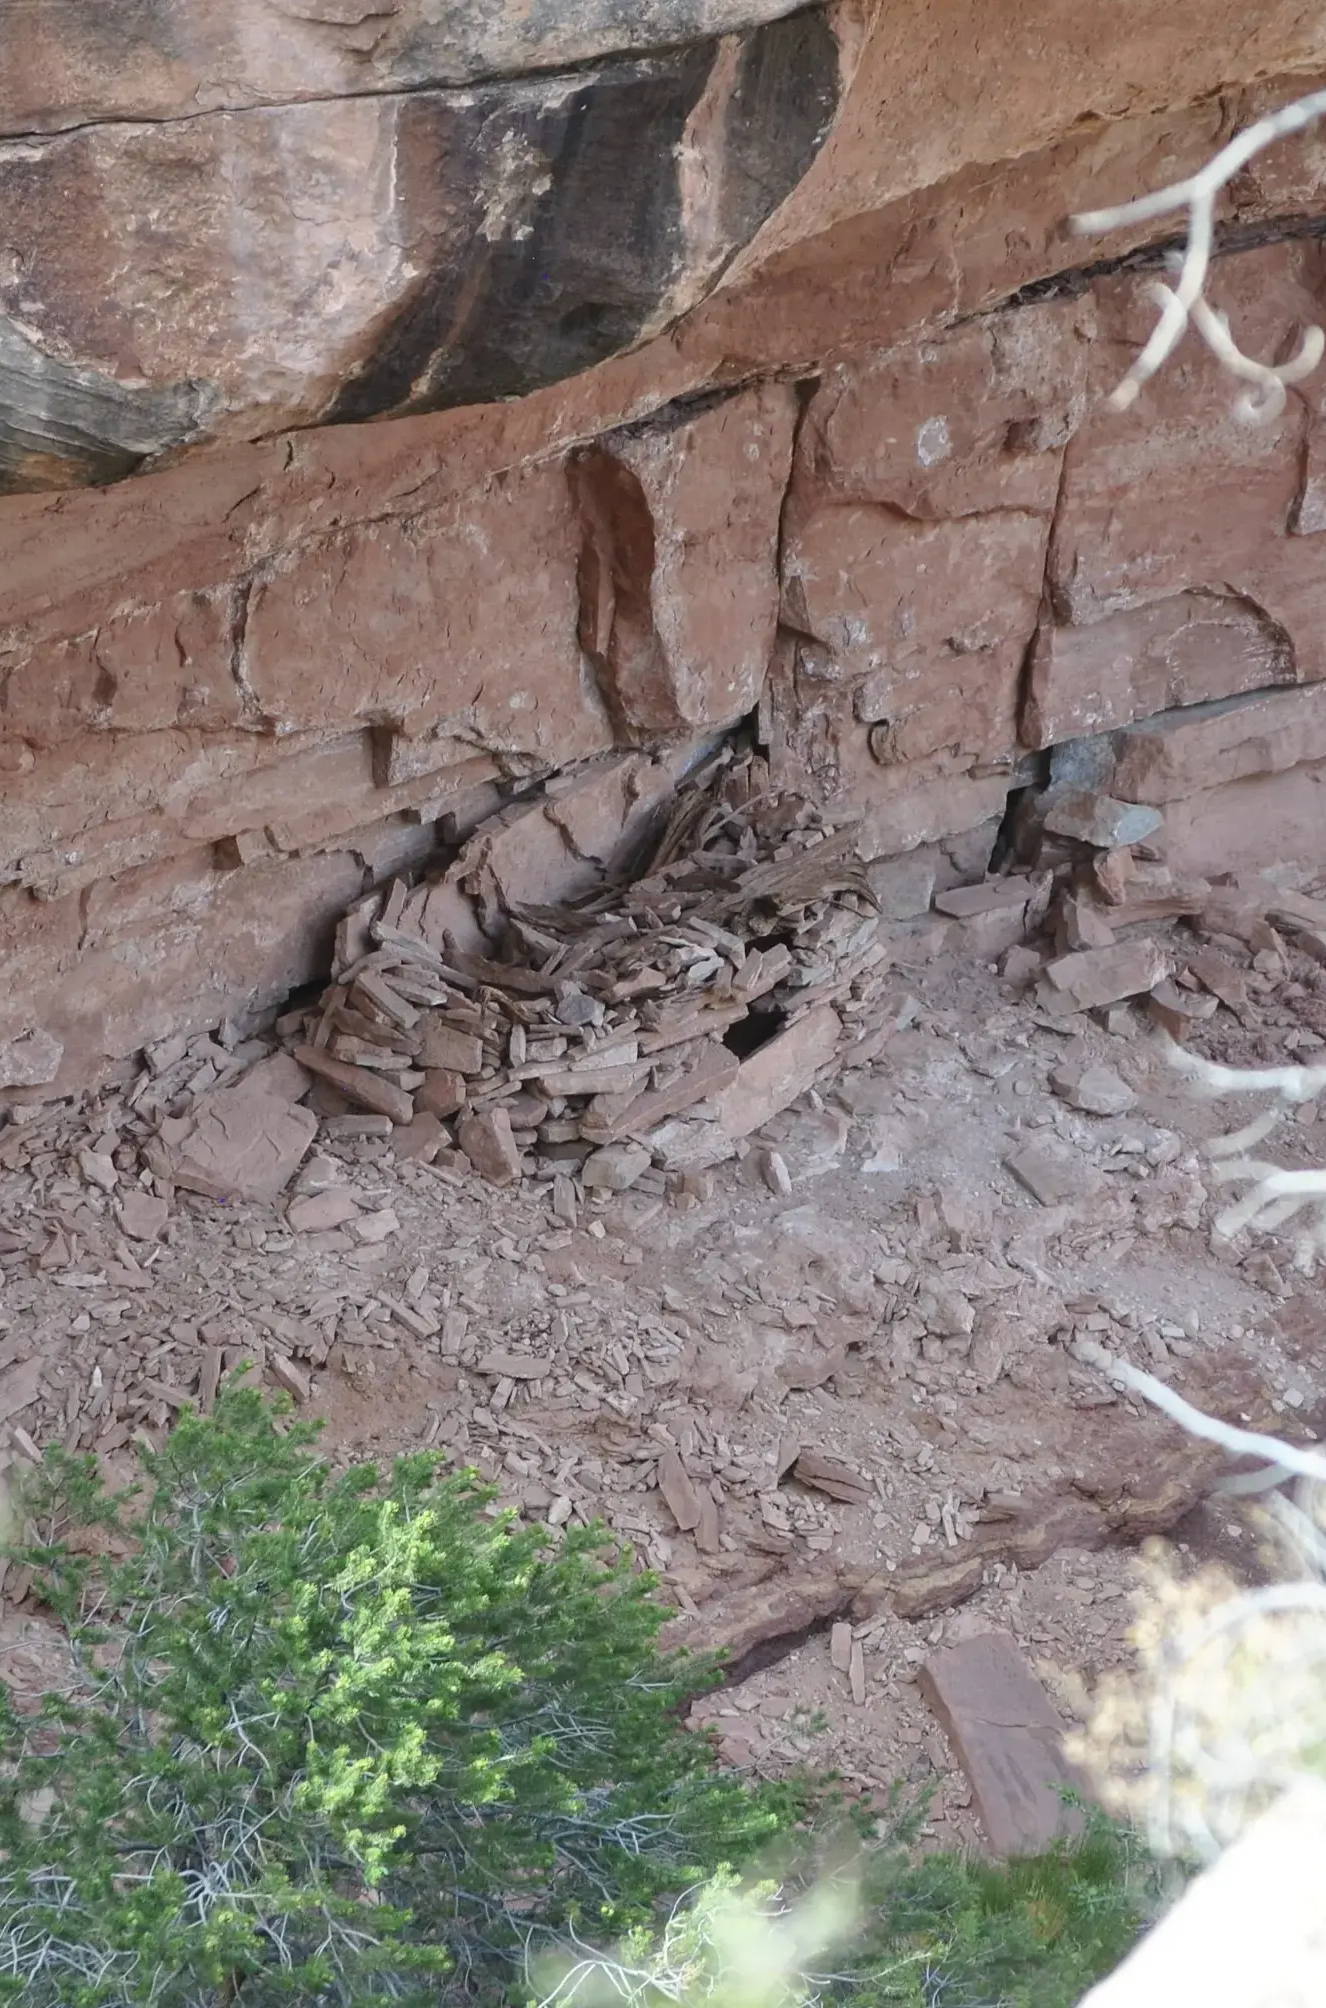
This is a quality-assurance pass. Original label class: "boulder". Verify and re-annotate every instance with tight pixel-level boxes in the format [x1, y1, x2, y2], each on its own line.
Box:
[0, 12, 839, 491]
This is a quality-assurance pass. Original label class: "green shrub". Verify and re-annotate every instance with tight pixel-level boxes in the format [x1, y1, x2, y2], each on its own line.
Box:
[538, 1813, 1160, 2008]
[0, 1385, 1158, 2008]
[851, 1809, 1162, 2006]
[0, 1386, 797, 2006]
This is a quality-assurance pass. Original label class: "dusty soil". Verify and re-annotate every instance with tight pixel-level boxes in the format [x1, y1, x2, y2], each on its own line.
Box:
[2, 930, 1324, 1850]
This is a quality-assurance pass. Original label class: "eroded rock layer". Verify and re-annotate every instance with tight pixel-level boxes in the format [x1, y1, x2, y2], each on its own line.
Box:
[5, 1, 1326, 1094]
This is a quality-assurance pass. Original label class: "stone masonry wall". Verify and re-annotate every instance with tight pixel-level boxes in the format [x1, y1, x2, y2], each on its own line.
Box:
[8, 24, 1326, 1097]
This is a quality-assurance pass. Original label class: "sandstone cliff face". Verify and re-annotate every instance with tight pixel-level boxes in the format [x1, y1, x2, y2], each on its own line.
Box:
[0, 3, 839, 490]
[5, 2, 1326, 1094]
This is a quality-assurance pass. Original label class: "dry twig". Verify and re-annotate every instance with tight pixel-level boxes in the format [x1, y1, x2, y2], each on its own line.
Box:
[1072, 91, 1326, 418]
[1160, 1036, 1326, 1267]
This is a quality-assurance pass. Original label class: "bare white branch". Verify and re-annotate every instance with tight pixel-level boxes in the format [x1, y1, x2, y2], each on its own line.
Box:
[1163, 1036, 1326, 1106]
[1158, 1036, 1326, 1263]
[1071, 88, 1326, 414]
[1074, 1340, 1326, 1488]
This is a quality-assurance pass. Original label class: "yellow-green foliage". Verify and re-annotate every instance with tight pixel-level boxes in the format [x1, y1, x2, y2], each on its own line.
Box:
[534, 1812, 1159, 2008]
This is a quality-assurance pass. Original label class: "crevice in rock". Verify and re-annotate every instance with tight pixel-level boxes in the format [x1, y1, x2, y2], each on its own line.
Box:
[986, 780, 1038, 875]
[719, 1599, 853, 1687]
[226, 580, 263, 727]
[567, 443, 667, 742]
[603, 377, 758, 442]
[1017, 435, 1074, 747]
[721, 998, 786, 1060]
[772, 372, 819, 578]
[985, 210, 1326, 320]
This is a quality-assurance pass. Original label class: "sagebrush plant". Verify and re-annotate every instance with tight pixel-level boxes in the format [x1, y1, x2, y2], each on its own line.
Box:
[0, 1385, 800, 2006]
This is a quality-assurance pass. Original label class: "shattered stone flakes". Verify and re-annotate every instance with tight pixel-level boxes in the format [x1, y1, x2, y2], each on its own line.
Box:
[272, 754, 906, 1202]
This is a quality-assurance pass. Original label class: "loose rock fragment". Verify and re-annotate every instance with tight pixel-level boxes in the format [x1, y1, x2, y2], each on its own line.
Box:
[709, 1005, 842, 1143]
[1148, 978, 1219, 1039]
[657, 1450, 703, 1532]
[0, 1029, 63, 1090]
[551, 1174, 579, 1225]
[78, 1148, 118, 1192]
[919, 1286, 976, 1338]
[292, 1046, 414, 1125]
[849, 1637, 867, 1706]
[476, 1353, 546, 1380]
[351, 1207, 399, 1244]
[198, 1348, 225, 1414]
[458, 1109, 523, 1186]
[538, 1060, 649, 1099]
[919, 1630, 1087, 1855]
[694, 1493, 721, 1554]
[1043, 791, 1163, 850]
[934, 876, 1039, 919]
[240, 1051, 314, 1102]
[418, 1023, 484, 1074]
[1091, 849, 1134, 904]
[1294, 927, 1326, 968]
[0, 1359, 44, 1426]
[1056, 892, 1115, 951]
[672, 1169, 713, 1209]
[269, 1354, 311, 1403]
[117, 1190, 169, 1241]
[1000, 945, 1043, 987]
[582, 1142, 651, 1192]
[647, 1116, 729, 1173]
[1038, 940, 1172, 1015]
[791, 1450, 870, 1506]
[391, 1113, 446, 1163]
[1049, 1062, 1136, 1117]
[581, 1042, 738, 1143]
[1187, 948, 1249, 1014]
[867, 853, 936, 919]
[414, 1069, 468, 1118]
[1005, 1139, 1103, 1206]
[287, 1189, 362, 1233]
[292, 1153, 344, 1194]
[168, 1083, 318, 1201]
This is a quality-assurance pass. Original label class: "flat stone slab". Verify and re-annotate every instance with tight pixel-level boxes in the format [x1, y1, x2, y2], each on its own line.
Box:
[166, 1083, 317, 1202]
[919, 1628, 1087, 1855]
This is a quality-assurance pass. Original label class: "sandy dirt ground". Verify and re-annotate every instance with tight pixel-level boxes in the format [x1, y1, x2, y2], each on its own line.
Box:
[1, 932, 1324, 1850]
